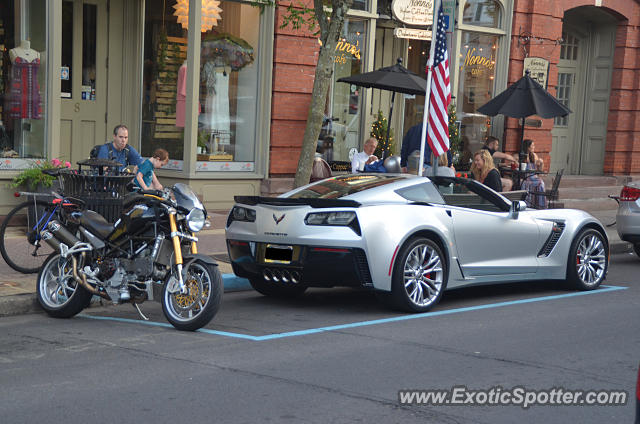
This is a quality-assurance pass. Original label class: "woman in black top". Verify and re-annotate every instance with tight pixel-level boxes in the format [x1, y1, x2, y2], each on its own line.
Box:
[470, 149, 503, 192]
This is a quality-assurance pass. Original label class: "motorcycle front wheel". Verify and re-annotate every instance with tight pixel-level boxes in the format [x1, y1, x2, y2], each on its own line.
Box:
[162, 260, 223, 331]
[37, 253, 92, 318]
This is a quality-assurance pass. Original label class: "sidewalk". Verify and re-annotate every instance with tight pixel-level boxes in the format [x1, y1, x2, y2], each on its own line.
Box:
[0, 209, 633, 317]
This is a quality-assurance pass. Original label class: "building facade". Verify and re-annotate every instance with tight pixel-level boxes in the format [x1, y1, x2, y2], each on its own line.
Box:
[1, 0, 639, 214]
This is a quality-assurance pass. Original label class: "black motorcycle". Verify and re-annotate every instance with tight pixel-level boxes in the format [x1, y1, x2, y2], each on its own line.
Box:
[36, 183, 222, 331]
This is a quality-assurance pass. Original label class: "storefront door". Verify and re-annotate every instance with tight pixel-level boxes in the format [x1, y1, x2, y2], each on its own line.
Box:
[551, 13, 615, 175]
[60, 0, 108, 165]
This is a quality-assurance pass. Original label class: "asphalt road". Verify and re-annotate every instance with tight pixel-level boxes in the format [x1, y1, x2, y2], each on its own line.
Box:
[1, 253, 638, 424]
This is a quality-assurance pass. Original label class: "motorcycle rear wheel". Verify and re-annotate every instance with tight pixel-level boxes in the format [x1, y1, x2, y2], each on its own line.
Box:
[37, 253, 92, 318]
[162, 260, 223, 331]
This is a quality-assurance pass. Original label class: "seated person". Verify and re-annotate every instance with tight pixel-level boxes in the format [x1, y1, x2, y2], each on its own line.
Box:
[519, 139, 547, 208]
[482, 135, 515, 191]
[96, 124, 143, 173]
[135, 148, 169, 190]
[470, 149, 502, 192]
[424, 153, 456, 177]
[351, 137, 379, 173]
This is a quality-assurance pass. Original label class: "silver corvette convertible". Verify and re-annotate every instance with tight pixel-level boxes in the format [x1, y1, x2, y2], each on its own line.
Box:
[225, 174, 609, 312]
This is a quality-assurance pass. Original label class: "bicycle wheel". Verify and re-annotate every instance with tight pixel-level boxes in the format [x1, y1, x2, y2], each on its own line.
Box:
[0, 199, 58, 274]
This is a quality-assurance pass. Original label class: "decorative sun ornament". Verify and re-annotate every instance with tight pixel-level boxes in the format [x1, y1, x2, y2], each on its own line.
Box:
[173, 0, 222, 33]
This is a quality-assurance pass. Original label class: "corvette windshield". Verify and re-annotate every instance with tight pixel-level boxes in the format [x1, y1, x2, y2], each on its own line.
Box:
[290, 175, 406, 199]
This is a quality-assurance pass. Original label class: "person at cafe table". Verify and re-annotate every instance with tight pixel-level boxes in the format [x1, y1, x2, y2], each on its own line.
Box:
[470, 149, 502, 192]
[351, 137, 380, 173]
[482, 135, 515, 191]
[519, 139, 547, 208]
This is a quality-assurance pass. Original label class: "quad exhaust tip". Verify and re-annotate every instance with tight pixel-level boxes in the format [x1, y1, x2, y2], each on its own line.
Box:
[262, 268, 300, 284]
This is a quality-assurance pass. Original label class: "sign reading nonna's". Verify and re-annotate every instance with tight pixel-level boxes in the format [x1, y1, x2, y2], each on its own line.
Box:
[391, 0, 434, 27]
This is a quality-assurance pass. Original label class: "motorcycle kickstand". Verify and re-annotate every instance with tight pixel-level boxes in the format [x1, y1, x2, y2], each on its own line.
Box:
[133, 303, 149, 321]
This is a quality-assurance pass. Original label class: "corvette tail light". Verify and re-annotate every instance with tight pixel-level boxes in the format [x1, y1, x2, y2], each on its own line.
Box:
[304, 211, 361, 235]
[620, 186, 640, 202]
[636, 364, 640, 402]
[226, 206, 256, 227]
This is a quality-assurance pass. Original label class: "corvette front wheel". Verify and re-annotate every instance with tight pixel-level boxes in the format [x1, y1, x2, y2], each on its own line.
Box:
[566, 228, 608, 290]
[390, 237, 447, 312]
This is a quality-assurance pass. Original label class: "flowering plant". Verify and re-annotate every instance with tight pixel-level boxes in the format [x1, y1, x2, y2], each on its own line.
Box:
[11, 158, 72, 190]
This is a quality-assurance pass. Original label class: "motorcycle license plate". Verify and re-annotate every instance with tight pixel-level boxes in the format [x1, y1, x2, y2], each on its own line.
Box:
[264, 244, 293, 264]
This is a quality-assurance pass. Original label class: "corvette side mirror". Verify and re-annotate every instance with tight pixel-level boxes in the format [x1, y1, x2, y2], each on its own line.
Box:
[509, 200, 527, 219]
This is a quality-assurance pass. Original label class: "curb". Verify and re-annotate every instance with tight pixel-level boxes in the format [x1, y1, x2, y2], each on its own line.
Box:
[0, 273, 252, 318]
[610, 240, 632, 255]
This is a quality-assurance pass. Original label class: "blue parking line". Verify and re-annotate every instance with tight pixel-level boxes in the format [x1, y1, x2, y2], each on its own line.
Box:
[80, 284, 628, 341]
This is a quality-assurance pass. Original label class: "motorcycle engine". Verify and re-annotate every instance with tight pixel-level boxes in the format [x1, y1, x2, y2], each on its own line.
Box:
[97, 258, 117, 280]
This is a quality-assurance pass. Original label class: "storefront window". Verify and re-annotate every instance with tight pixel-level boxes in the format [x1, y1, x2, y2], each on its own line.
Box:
[197, 1, 259, 172]
[462, 0, 501, 28]
[0, 0, 48, 164]
[320, 19, 365, 165]
[457, 32, 499, 167]
[141, 0, 190, 162]
[141, 0, 261, 172]
[403, 39, 429, 132]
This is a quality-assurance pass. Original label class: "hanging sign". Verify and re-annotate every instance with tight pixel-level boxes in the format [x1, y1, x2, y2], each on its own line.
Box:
[391, 0, 434, 27]
[393, 28, 432, 40]
[523, 57, 549, 89]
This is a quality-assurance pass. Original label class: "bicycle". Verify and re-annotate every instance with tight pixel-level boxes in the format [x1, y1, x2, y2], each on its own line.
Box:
[0, 170, 84, 274]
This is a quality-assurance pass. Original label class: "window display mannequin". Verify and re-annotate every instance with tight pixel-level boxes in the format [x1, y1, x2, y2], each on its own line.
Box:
[175, 61, 187, 128]
[202, 60, 230, 140]
[7, 40, 42, 120]
[175, 60, 201, 128]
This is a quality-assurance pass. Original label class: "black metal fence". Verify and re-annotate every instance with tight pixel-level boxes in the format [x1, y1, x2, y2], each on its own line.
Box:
[59, 169, 134, 222]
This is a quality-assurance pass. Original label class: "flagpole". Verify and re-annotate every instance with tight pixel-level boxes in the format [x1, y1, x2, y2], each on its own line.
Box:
[418, 0, 441, 177]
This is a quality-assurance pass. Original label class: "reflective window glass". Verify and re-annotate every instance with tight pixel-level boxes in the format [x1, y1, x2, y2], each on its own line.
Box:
[456, 32, 500, 168]
[462, 0, 501, 28]
[320, 19, 365, 165]
[0, 0, 48, 161]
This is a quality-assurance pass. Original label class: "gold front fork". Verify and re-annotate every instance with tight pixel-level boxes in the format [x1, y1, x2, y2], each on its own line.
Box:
[168, 212, 187, 293]
[168, 212, 183, 265]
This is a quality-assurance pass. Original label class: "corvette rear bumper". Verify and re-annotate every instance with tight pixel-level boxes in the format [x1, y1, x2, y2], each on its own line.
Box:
[227, 239, 373, 288]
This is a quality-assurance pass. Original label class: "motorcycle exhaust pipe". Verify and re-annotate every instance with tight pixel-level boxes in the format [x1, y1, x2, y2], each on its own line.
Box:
[46, 220, 81, 247]
[40, 230, 62, 251]
[71, 253, 111, 301]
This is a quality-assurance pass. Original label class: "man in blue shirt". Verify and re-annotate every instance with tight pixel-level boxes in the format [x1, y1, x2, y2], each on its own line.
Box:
[97, 124, 143, 171]
[400, 123, 452, 172]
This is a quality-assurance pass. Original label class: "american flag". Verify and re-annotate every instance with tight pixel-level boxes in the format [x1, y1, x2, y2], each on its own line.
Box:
[426, 1, 451, 156]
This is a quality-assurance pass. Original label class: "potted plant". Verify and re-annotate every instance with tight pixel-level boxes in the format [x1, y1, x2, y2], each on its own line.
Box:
[10, 158, 72, 191]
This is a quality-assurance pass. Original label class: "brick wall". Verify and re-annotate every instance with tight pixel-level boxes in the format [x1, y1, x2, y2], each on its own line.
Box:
[270, 1, 318, 178]
[509, 0, 640, 174]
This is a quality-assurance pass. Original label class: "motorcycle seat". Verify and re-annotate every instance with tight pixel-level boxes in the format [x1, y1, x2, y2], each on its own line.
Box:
[79, 210, 115, 238]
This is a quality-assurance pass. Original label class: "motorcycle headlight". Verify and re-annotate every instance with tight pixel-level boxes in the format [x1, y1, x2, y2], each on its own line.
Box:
[186, 208, 206, 232]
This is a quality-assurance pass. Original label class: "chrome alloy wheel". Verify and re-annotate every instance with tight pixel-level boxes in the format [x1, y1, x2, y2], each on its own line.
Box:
[402, 243, 444, 307]
[575, 233, 607, 286]
[39, 256, 78, 309]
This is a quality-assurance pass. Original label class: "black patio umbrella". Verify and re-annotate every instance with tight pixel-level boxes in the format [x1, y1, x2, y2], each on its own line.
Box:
[478, 70, 571, 173]
[337, 58, 426, 158]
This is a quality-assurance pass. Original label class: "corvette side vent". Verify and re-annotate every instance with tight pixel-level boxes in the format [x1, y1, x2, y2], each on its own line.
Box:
[353, 249, 373, 287]
[538, 222, 566, 257]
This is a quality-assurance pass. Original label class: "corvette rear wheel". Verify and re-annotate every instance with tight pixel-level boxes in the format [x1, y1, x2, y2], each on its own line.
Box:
[249, 276, 307, 298]
[390, 237, 447, 312]
[566, 228, 608, 290]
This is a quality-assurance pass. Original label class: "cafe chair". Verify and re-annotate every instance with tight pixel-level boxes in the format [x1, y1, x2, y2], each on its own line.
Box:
[310, 156, 332, 183]
[527, 168, 564, 209]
